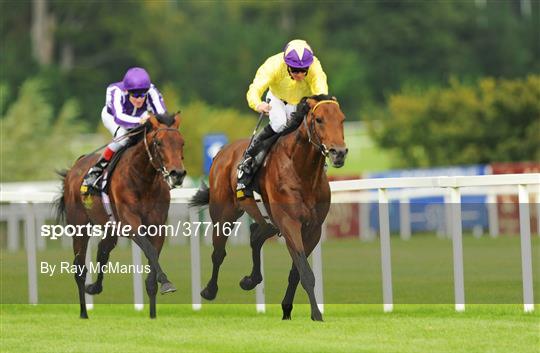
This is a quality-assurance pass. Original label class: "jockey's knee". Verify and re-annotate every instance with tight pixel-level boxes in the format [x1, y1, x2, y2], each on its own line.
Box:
[269, 120, 286, 133]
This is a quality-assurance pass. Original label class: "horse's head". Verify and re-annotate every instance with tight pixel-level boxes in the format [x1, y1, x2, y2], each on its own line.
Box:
[298, 95, 348, 168]
[144, 112, 187, 188]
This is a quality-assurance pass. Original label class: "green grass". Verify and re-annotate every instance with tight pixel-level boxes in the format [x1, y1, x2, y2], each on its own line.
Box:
[1, 236, 539, 352]
[1, 304, 538, 353]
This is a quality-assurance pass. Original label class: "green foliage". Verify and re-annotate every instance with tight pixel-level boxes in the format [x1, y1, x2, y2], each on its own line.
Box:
[162, 84, 254, 177]
[0, 78, 87, 181]
[3, 1, 539, 127]
[2, 1, 540, 177]
[178, 100, 255, 178]
[367, 75, 540, 167]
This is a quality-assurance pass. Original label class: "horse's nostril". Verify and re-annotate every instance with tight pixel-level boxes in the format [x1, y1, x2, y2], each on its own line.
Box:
[170, 169, 186, 179]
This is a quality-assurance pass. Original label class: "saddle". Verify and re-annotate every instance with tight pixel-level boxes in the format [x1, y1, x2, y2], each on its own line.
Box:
[87, 126, 146, 195]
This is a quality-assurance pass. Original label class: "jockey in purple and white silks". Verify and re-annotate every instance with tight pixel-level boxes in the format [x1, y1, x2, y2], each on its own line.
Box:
[81, 67, 167, 195]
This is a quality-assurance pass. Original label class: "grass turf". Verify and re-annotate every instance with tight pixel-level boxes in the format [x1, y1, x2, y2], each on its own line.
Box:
[1, 236, 539, 352]
[1, 304, 539, 353]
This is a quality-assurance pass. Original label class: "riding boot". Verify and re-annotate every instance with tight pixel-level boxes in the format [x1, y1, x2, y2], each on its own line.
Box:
[236, 125, 276, 199]
[80, 156, 111, 195]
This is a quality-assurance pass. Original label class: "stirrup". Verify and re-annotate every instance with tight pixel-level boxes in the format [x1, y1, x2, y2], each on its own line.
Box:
[80, 170, 103, 195]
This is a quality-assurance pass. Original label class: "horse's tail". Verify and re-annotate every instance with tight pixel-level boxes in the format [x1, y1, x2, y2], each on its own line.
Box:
[53, 169, 68, 224]
[189, 181, 210, 208]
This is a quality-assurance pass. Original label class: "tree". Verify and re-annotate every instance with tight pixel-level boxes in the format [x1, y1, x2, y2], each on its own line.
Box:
[1, 78, 87, 181]
[367, 75, 540, 167]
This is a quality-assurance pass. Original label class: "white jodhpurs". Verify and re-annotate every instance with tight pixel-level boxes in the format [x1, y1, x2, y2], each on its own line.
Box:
[266, 90, 297, 133]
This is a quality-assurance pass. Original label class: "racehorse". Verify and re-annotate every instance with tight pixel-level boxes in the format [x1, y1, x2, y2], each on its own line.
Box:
[189, 95, 347, 321]
[55, 112, 186, 319]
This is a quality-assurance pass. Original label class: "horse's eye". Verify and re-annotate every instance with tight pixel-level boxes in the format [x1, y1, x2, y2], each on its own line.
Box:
[315, 117, 323, 124]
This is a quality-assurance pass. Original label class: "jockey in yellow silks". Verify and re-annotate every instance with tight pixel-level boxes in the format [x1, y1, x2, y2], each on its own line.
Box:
[237, 39, 329, 199]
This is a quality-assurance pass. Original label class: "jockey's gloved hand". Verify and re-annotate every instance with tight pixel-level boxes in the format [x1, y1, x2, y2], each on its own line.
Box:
[256, 102, 271, 115]
[139, 111, 150, 125]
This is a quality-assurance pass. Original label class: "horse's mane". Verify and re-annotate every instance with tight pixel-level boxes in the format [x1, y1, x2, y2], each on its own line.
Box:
[290, 94, 336, 122]
[123, 112, 177, 146]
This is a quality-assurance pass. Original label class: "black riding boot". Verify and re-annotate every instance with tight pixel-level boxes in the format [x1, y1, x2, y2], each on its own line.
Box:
[80, 157, 110, 195]
[236, 125, 276, 198]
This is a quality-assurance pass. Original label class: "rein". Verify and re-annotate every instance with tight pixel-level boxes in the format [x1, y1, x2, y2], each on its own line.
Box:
[303, 100, 339, 157]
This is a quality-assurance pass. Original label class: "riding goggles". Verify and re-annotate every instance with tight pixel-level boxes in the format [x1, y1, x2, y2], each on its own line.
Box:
[288, 66, 309, 74]
[129, 89, 148, 98]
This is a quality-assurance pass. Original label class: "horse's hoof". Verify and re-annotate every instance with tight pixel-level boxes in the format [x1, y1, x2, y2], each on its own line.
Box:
[282, 304, 293, 320]
[160, 282, 176, 294]
[311, 312, 324, 322]
[239, 275, 262, 291]
[200, 285, 218, 300]
[80, 313, 89, 319]
[85, 283, 103, 295]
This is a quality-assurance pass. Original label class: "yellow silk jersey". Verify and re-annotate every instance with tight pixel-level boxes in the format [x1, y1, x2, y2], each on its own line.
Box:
[246, 53, 328, 111]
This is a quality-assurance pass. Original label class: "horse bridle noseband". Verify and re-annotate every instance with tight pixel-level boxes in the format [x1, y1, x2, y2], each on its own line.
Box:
[143, 126, 182, 180]
[303, 100, 340, 157]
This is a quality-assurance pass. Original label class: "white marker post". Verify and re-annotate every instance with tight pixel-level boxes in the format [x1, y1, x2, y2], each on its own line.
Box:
[85, 239, 94, 310]
[312, 236, 324, 314]
[518, 185, 534, 313]
[132, 242, 144, 311]
[256, 247, 266, 313]
[378, 188, 393, 312]
[189, 207, 202, 311]
[449, 187, 465, 312]
[24, 202, 38, 305]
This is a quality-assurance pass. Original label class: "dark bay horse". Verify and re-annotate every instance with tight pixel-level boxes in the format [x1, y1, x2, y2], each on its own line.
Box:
[55, 113, 186, 319]
[190, 95, 347, 321]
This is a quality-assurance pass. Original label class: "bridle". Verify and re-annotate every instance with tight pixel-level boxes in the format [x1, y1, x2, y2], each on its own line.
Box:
[143, 126, 182, 182]
[303, 99, 339, 157]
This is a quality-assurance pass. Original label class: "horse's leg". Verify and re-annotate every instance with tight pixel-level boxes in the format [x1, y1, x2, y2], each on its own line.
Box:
[281, 263, 299, 320]
[145, 235, 165, 319]
[239, 222, 277, 290]
[73, 233, 90, 319]
[119, 208, 175, 294]
[200, 205, 240, 300]
[85, 235, 118, 295]
[278, 216, 323, 321]
[281, 226, 321, 320]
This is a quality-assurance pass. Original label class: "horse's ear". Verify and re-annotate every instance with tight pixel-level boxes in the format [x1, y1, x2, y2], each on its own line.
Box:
[306, 98, 318, 109]
[148, 112, 160, 128]
[173, 111, 181, 128]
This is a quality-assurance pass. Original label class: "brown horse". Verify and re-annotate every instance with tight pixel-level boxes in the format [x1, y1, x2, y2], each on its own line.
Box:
[55, 113, 186, 319]
[189, 94, 347, 321]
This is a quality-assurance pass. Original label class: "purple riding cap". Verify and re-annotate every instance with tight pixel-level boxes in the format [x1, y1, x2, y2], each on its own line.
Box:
[104, 67, 167, 129]
[283, 39, 314, 68]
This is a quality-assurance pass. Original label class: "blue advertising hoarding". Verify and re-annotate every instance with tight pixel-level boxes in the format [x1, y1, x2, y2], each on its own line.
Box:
[365, 165, 489, 234]
[203, 134, 228, 175]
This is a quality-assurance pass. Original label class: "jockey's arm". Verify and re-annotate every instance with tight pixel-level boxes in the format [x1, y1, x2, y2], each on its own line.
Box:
[111, 90, 143, 126]
[146, 85, 167, 115]
[307, 57, 329, 95]
[246, 57, 275, 112]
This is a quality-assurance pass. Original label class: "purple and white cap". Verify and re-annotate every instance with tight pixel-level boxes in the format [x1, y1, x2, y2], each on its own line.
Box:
[283, 39, 314, 68]
[122, 67, 151, 91]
